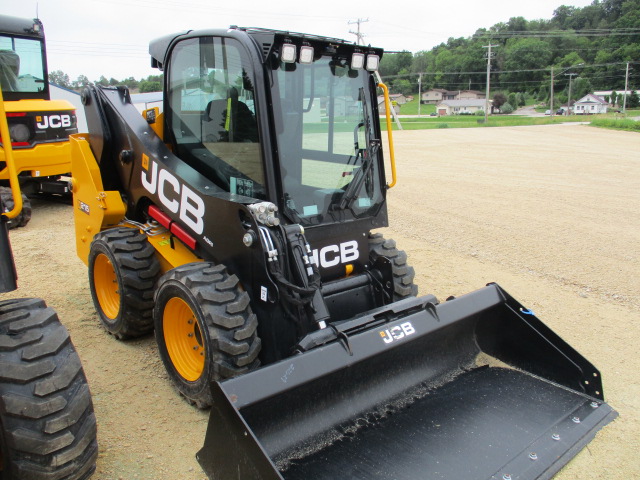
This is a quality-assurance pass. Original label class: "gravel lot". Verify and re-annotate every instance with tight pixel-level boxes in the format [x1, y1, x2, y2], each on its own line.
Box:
[4, 124, 639, 479]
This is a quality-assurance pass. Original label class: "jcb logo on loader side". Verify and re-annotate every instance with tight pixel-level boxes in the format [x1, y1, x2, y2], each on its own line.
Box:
[141, 156, 205, 234]
[36, 114, 72, 129]
[380, 322, 416, 344]
[308, 241, 359, 269]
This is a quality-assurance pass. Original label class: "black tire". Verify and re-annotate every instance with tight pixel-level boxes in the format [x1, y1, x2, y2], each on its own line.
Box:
[369, 233, 418, 300]
[154, 262, 261, 408]
[0, 187, 31, 229]
[88, 227, 160, 339]
[0, 298, 97, 480]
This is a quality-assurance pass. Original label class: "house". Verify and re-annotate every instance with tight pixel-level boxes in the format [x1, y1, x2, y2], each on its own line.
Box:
[593, 90, 632, 105]
[388, 93, 407, 105]
[378, 96, 400, 114]
[458, 90, 485, 100]
[421, 89, 447, 104]
[574, 94, 608, 115]
[436, 99, 488, 116]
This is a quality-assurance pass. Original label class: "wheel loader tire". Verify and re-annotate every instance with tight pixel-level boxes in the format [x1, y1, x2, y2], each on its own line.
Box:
[88, 227, 160, 339]
[369, 233, 418, 300]
[0, 187, 31, 229]
[154, 262, 261, 409]
[0, 298, 98, 480]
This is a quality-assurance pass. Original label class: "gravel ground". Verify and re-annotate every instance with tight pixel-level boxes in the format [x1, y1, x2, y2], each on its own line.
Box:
[3, 124, 639, 479]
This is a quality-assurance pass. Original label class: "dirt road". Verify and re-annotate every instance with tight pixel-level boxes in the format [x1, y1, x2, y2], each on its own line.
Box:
[4, 124, 639, 479]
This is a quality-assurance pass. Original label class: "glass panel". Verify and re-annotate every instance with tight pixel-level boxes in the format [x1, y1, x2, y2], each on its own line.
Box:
[168, 37, 264, 199]
[272, 56, 384, 225]
[0, 35, 46, 94]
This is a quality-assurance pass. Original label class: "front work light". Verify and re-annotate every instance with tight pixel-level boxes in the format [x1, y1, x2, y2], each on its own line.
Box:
[281, 44, 297, 63]
[299, 45, 314, 64]
[351, 53, 365, 70]
[366, 54, 380, 71]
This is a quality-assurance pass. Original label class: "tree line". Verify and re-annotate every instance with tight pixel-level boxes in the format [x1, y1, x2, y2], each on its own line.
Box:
[48, 71, 164, 93]
[379, 0, 639, 107]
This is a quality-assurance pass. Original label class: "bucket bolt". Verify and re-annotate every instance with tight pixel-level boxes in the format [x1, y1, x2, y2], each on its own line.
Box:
[552, 433, 561, 441]
[529, 452, 538, 460]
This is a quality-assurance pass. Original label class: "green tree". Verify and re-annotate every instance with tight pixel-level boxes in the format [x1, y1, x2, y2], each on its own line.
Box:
[628, 90, 640, 108]
[493, 92, 507, 110]
[48, 70, 71, 88]
[72, 75, 91, 89]
[500, 102, 514, 114]
[139, 81, 162, 93]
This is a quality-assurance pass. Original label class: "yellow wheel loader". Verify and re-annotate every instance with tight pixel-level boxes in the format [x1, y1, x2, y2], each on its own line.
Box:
[0, 14, 78, 229]
[71, 26, 616, 479]
[0, 89, 97, 479]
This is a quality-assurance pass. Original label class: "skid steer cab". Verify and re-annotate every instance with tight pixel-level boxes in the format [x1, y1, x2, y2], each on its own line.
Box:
[0, 14, 78, 228]
[70, 26, 616, 479]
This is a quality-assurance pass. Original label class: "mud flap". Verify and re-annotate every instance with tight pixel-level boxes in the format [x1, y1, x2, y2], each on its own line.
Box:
[197, 284, 616, 480]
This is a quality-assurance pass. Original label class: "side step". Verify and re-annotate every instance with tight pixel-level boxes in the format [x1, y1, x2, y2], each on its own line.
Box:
[197, 283, 617, 479]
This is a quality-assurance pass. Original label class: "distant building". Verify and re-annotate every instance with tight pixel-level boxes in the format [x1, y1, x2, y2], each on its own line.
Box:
[422, 89, 485, 104]
[49, 83, 87, 132]
[574, 94, 608, 115]
[421, 89, 447, 104]
[130, 91, 164, 113]
[457, 90, 485, 100]
[378, 96, 400, 114]
[593, 90, 632, 105]
[436, 99, 487, 116]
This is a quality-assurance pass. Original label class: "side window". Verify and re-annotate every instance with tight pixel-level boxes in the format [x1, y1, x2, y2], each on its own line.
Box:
[168, 37, 265, 199]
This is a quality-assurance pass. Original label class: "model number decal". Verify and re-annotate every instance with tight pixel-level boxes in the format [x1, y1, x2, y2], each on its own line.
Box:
[78, 201, 90, 215]
[380, 322, 416, 344]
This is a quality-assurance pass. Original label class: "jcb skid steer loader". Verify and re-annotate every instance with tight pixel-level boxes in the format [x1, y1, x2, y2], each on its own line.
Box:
[70, 27, 616, 479]
[0, 14, 79, 228]
[0, 88, 97, 479]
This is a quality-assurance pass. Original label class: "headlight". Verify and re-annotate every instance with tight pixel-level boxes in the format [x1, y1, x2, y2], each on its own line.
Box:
[10, 123, 31, 143]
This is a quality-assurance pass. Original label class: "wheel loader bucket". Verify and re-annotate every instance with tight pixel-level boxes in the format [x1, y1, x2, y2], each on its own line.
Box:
[197, 283, 616, 480]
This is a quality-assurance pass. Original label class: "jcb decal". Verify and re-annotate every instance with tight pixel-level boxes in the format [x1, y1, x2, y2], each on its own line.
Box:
[380, 322, 416, 344]
[36, 114, 72, 129]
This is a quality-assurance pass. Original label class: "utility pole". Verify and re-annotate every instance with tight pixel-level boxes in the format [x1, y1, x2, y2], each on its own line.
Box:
[348, 18, 402, 130]
[622, 62, 630, 114]
[565, 72, 578, 115]
[483, 43, 498, 123]
[550, 66, 554, 118]
[418, 73, 422, 117]
[348, 18, 369, 45]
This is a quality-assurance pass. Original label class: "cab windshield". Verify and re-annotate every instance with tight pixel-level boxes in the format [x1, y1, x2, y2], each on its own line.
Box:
[271, 56, 384, 226]
[0, 35, 47, 96]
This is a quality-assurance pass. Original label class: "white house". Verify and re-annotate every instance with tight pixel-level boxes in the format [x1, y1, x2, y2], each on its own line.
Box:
[574, 94, 608, 115]
[436, 99, 487, 116]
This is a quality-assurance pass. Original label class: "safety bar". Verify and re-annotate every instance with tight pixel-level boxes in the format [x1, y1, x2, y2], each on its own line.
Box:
[0, 89, 23, 220]
[377, 82, 397, 188]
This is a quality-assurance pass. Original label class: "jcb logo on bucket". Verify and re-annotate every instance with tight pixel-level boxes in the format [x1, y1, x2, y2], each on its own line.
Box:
[379, 322, 416, 344]
[36, 114, 72, 129]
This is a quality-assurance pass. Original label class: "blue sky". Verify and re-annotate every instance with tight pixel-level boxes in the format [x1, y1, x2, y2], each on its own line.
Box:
[8, 0, 594, 81]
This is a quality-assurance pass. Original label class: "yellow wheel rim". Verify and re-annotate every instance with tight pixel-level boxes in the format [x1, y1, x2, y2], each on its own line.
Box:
[163, 297, 205, 382]
[93, 253, 120, 319]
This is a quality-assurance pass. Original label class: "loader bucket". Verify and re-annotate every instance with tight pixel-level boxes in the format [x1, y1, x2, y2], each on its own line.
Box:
[197, 283, 616, 480]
